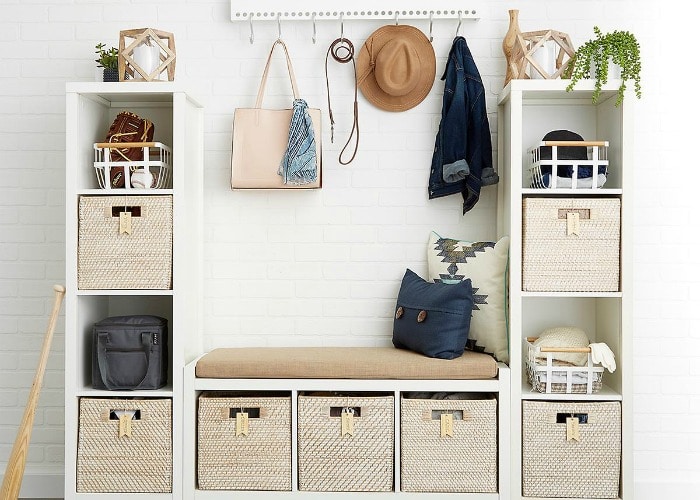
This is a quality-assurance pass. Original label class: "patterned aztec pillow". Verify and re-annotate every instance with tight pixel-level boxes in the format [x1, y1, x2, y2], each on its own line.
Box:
[427, 231, 510, 363]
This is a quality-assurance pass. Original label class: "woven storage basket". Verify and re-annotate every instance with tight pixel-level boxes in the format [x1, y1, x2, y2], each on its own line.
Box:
[197, 393, 292, 491]
[76, 398, 172, 493]
[78, 195, 173, 289]
[522, 400, 621, 498]
[400, 395, 497, 493]
[298, 393, 394, 492]
[522, 197, 620, 292]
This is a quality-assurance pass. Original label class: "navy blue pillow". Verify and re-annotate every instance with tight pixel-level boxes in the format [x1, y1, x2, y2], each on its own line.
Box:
[392, 269, 474, 360]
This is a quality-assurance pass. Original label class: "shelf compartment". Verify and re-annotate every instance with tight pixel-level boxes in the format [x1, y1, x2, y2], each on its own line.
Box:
[67, 86, 175, 192]
[522, 400, 621, 498]
[77, 194, 173, 290]
[73, 295, 173, 392]
[522, 197, 621, 293]
[520, 296, 622, 397]
[198, 392, 293, 491]
[77, 397, 172, 493]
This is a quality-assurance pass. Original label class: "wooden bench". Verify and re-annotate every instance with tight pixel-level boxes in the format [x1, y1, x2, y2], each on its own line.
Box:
[183, 347, 511, 499]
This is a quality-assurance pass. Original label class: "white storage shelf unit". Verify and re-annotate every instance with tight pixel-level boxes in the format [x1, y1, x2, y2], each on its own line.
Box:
[64, 83, 203, 500]
[183, 364, 511, 500]
[497, 79, 632, 499]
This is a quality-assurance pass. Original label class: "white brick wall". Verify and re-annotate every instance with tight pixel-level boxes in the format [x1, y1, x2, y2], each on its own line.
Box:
[1, 0, 698, 497]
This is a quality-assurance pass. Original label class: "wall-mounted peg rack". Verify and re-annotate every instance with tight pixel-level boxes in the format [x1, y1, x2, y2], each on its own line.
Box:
[230, 1, 480, 22]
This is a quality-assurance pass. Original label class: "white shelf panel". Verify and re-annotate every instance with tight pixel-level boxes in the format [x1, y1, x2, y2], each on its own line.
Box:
[517, 497, 620, 500]
[521, 380, 622, 401]
[195, 492, 498, 499]
[521, 291, 622, 298]
[195, 378, 503, 393]
[75, 386, 174, 398]
[75, 494, 172, 499]
[498, 79, 625, 105]
[521, 188, 622, 195]
[78, 189, 174, 196]
[76, 289, 174, 296]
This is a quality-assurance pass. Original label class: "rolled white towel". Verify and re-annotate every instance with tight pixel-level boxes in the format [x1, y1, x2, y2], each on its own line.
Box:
[589, 342, 616, 373]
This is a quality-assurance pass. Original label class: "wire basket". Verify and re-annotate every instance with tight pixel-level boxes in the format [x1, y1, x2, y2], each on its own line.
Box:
[528, 140, 609, 189]
[525, 337, 604, 394]
[94, 141, 172, 190]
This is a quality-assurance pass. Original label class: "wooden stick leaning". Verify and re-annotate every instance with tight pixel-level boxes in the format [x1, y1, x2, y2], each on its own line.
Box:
[0, 285, 66, 500]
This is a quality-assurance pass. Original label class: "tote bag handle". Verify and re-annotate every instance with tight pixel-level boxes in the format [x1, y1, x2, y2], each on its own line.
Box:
[255, 39, 301, 108]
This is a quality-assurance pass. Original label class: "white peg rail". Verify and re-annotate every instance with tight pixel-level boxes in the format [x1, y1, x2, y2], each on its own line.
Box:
[230, 1, 480, 22]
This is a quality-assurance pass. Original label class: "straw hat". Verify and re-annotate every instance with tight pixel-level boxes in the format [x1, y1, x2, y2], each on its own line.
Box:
[356, 25, 436, 112]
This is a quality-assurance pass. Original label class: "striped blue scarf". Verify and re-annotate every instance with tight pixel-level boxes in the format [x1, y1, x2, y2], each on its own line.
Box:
[278, 99, 318, 185]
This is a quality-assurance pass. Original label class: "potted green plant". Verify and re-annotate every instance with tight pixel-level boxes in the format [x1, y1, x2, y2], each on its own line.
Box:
[566, 26, 641, 106]
[95, 43, 119, 82]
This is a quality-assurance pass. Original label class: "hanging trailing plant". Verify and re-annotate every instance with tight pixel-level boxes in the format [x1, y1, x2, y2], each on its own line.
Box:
[566, 26, 642, 106]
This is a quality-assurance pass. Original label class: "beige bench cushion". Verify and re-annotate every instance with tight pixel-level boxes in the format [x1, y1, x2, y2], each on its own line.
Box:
[195, 347, 498, 380]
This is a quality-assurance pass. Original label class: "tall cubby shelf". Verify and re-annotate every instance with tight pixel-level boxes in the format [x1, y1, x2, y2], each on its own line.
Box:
[64, 83, 203, 499]
[497, 79, 633, 499]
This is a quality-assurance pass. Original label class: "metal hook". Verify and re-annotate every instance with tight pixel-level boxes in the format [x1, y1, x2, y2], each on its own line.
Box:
[277, 12, 282, 40]
[340, 12, 344, 42]
[248, 13, 254, 44]
[429, 11, 434, 43]
[455, 11, 462, 37]
[312, 13, 317, 44]
[395, 11, 399, 25]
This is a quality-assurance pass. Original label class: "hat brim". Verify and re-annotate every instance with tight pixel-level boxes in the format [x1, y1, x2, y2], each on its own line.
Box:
[356, 25, 436, 112]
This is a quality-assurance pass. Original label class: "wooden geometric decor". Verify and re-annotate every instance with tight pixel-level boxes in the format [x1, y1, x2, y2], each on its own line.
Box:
[507, 29, 575, 81]
[118, 28, 176, 82]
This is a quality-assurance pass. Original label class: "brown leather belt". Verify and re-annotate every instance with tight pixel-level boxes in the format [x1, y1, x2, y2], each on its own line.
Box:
[325, 37, 360, 165]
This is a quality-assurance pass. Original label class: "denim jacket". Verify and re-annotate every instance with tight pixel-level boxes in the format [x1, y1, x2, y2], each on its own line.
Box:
[428, 36, 498, 213]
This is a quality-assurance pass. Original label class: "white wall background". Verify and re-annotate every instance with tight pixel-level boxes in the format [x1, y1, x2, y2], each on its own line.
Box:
[0, 0, 698, 498]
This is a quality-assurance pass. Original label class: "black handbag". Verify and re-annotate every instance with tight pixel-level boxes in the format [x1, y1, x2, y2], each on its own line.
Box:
[92, 315, 168, 390]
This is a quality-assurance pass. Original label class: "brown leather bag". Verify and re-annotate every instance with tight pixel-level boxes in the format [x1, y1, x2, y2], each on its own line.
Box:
[231, 40, 322, 189]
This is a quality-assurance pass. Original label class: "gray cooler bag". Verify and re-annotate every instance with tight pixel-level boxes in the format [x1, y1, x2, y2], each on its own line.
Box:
[92, 315, 168, 390]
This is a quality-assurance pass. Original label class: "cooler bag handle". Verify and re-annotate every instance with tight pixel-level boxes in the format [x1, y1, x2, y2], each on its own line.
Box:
[97, 331, 161, 391]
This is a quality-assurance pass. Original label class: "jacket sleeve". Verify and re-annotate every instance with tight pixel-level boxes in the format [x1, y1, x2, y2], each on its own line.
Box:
[439, 49, 470, 184]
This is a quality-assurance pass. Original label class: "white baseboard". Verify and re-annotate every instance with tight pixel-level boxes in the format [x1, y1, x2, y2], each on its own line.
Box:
[10, 472, 64, 499]
[634, 480, 700, 500]
[6, 475, 700, 499]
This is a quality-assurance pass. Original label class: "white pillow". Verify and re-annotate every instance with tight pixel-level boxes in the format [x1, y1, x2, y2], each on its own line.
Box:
[427, 232, 510, 363]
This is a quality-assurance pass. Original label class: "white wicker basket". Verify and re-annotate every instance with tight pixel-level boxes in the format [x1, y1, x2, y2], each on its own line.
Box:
[522, 400, 621, 498]
[77, 398, 172, 493]
[298, 393, 394, 492]
[94, 141, 172, 190]
[528, 140, 609, 189]
[522, 197, 621, 292]
[77, 195, 173, 289]
[400, 394, 497, 493]
[197, 392, 292, 491]
[525, 337, 604, 394]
